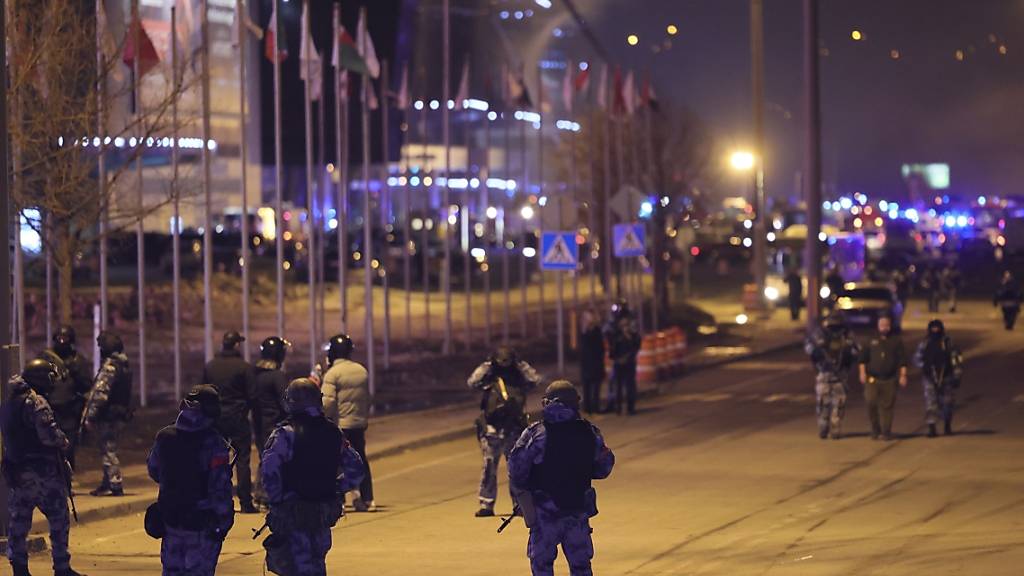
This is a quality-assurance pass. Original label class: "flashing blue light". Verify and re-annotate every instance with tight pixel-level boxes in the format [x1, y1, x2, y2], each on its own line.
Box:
[978, 196, 987, 206]
[639, 201, 654, 218]
[942, 195, 950, 204]
[879, 200, 889, 212]
[956, 215, 968, 227]
[889, 202, 899, 211]
[831, 201, 841, 211]
[410, 176, 421, 186]
[928, 209, 937, 217]
[822, 201, 831, 210]
[905, 208, 919, 222]
[888, 211, 898, 220]
[839, 197, 853, 210]
[944, 215, 956, 228]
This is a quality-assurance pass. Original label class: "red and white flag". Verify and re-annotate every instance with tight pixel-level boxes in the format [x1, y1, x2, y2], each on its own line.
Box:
[123, 13, 160, 79]
[357, 8, 380, 79]
[622, 70, 636, 116]
[264, 1, 288, 63]
[574, 65, 590, 96]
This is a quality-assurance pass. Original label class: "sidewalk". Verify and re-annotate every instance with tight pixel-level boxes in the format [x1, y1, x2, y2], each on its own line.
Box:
[33, 298, 804, 536]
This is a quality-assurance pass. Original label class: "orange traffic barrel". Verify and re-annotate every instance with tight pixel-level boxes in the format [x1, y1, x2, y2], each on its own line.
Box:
[655, 331, 670, 379]
[668, 327, 687, 375]
[742, 283, 760, 312]
[637, 334, 659, 385]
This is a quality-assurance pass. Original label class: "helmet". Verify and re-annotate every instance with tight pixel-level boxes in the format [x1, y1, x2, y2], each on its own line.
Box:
[490, 346, 517, 369]
[542, 380, 581, 409]
[611, 299, 631, 319]
[222, 330, 246, 350]
[927, 319, 945, 338]
[284, 378, 323, 413]
[53, 326, 76, 357]
[324, 334, 355, 363]
[260, 336, 291, 363]
[22, 358, 58, 396]
[182, 384, 221, 420]
[96, 331, 124, 358]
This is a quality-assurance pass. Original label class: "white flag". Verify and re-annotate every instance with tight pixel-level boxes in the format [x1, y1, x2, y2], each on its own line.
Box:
[396, 64, 410, 109]
[623, 71, 636, 116]
[596, 64, 608, 110]
[300, 1, 323, 101]
[562, 61, 573, 113]
[456, 58, 470, 104]
[357, 8, 380, 79]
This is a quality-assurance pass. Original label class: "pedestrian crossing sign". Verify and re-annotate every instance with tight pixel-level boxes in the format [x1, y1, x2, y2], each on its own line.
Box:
[540, 231, 579, 271]
[613, 223, 646, 258]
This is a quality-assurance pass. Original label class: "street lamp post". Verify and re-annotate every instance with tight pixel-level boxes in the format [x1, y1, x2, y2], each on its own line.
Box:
[803, 0, 823, 331]
[750, 0, 768, 309]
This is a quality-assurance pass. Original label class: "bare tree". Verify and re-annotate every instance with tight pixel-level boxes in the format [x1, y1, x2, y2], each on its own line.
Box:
[8, 0, 196, 323]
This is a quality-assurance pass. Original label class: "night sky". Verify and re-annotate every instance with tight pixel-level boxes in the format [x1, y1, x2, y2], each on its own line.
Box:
[582, 0, 1024, 203]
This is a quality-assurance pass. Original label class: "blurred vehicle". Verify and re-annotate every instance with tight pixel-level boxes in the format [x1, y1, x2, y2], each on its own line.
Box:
[832, 282, 904, 332]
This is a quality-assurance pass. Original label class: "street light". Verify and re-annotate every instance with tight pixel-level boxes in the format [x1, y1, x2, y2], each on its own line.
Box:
[627, 34, 639, 46]
[730, 150, 756, 171]
[520, 205, 535, 220]
[666, 24, 679, 36]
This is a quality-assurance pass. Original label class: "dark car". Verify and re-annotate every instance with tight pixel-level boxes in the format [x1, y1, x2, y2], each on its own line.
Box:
[833, 282, 904, 332]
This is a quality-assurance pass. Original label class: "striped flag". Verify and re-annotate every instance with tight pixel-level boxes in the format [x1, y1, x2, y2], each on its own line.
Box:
[264, 1, 288, 63]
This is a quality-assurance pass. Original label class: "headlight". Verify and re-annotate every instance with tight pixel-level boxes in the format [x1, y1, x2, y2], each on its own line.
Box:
[764, 286, 780, 301]
[819, 286, 831, 299]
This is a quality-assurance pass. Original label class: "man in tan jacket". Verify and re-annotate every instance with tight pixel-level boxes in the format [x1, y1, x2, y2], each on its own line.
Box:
[320, 334, 375, 511]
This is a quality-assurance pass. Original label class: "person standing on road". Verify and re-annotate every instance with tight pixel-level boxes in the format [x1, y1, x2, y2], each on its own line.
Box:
[785, 268, 803, 321]
[858, 316, 908, 441]
[252, 336, 291, 508]
[147, 385, 234, 576]
[1, 359, 86, 576]
[804, 314, 860, 439]
[320, 333, 375, 512]
[261, 378, 365, 576]
[508, 380, 615, 576]
[467, 346, 542, 517]
[913, 320, 963, 437]
[605, 301, 641, 415]
[202, 330, 258, 513]
[993, 271, 1022, 331]
[921, 267, 941, 314]
[892, 268, 911, 311]
[578, 308, 605, 415]
[40, 326, 93, 469]
[942, 264, 962, 313]
[82, 331, 133, 497]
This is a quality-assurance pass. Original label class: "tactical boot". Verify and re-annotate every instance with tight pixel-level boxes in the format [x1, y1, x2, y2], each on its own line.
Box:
[89, 483, 111, 496]
[474, 507, 495, 518]
[11, 563, 31, 576]
[927, 424, 937, 438]
[239, 501, 259, 514]
[109, 484, 124, 497]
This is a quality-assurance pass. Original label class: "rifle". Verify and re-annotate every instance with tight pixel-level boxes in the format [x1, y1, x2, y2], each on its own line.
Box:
[252, 518, 269, 540]
[56, 452, 78, 522]
[497, 505, 520, 534]
[78, 385, 97, 439]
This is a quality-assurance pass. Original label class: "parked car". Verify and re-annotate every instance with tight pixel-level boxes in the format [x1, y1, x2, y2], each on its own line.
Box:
[832, 282, 904, 332]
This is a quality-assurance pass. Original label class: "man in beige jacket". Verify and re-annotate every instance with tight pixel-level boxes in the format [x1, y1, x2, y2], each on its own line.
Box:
[321, 334, 375, 511]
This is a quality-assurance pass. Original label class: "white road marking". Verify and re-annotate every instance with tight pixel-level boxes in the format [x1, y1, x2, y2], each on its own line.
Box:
[93, 527, 147, 543]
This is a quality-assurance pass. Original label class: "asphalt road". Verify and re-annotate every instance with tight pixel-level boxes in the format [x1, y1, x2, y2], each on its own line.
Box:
[8, 305, 1024, 575]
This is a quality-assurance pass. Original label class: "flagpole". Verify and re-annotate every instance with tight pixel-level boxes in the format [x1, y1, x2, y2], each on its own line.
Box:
[200, 0, 213, 368]
[45, 214, 52, 342]
[381, 59, 391, 368]
[568, 64, 580, 323]
[333, 6, 348, 333]
[644, 75, 658, 332]
[303, 0, 317, 370]
[237, 0, 251, 360]
[482, 92, 492, 348]
[501, 65, 511, 346]
[442, 0, 453, 355]
[96, 0, 108, 330]
[536, 64, 545, 338]
[519, 89, 528, 341]
[171, 5, 182, 402]
[360, 6, 376, 402]
[602, 72, 613, 303]
[613, 96, 626, 299]
[588, 103, 598, 307]
[272, 0, 286, 339]
[133, 0, 149, 406]
[628, 113, 644, 334]
[419, 100, 430, 340]
[401, 73, 412, 342]
[461, 60, 471, 350]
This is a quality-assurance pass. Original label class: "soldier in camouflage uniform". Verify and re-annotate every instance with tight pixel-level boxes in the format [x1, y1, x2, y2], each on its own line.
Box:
[40, 326, 94, 469]
[1, 358, 86, 576]
[804, 314, 861, 439]
[913, 319, 963, 437]
[147, 385, 234, 575]
[82, 331, 133, 496]
[508, 381, 615, 576]
[467, 346, 542, 517]
[260, 379, 365, 576]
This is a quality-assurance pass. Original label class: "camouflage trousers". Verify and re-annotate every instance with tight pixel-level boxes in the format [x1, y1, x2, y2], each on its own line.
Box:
[6, 465, 71, 571]
[478, 429, 519, 509]
[160, 526, 223, 576]
[922, 378, 955, 426]
[815, 374, 847, 438]
[264, 528, 332, 576]
[96, 420, 124, 486]
[527, 509, 594, 576]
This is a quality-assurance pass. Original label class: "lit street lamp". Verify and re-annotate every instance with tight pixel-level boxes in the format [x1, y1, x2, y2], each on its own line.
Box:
[730, 150, 756, 172]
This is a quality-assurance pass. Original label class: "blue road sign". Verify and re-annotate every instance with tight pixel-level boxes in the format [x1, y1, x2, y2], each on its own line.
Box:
[540, 231, 579, 271]
[613, 223, 646, 258]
